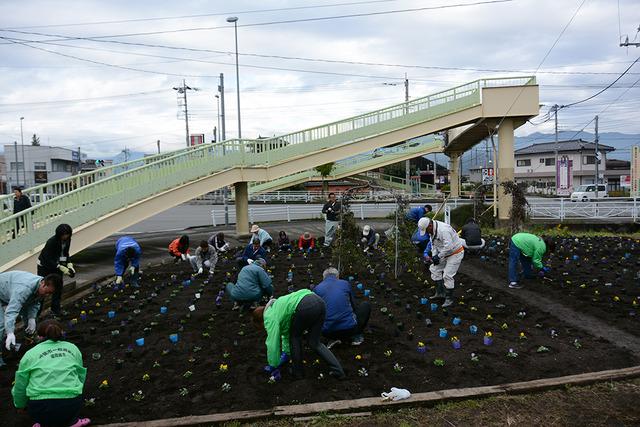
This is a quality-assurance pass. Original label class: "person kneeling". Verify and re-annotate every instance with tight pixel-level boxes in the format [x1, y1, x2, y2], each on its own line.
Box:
[226, 258, 272, 310]
[360, 225, 380, 253]
[459, 218, 485, 252]
[12, 319, 90, 427]
[298, 232, 315, 253]
[190, 241, 218, 276]
[314, 267, 371, 348]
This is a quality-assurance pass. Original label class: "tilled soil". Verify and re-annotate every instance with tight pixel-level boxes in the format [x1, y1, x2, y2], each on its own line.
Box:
[0, 244, 637, 426]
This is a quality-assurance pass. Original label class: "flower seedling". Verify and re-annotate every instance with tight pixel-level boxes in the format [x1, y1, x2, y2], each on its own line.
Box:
[183, 370, 193, 378]
[507, 348, 518, 358]
[131, 390, 145, 402]
[416, 342, 426, 354]
[519, 332, 527, 340]
[152, 361, 161, 368]
[219, 363, 229, 372]
[536, 346, 550, 353]
[384, 350, 393, 358]
[451, 336, 461, 350]
[98, 379, 109, 390]
[486, 314, 493, 320]
[393, 362, 404, 373]
[142, 373, 150, 382]
[84, 398, 96, 407]
[358, 367, 369, 377]
[501, 323, 508, 330]
[433, 358, 445, 367]
[221, 382, 231, 392]
[470, 353, 480, 363]
[517, 311, 526, 319]
[483, 332, 493, 346]
[550, 329, 559, 338]
[179, 387, 189, 397]
[573, 339, 582, 349]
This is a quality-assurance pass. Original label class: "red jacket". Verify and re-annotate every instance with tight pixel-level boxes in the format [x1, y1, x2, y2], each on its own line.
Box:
[169, 238, 189, 257]
[298, 235, 315, 250]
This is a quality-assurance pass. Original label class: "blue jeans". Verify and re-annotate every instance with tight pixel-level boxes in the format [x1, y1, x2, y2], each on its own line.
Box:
[509, 239, 533, 283]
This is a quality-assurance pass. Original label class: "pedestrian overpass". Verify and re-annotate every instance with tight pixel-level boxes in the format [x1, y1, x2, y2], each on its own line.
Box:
[0, 76, 539, 272]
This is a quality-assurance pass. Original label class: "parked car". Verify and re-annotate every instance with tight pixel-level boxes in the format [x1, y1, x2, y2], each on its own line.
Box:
[570, 184, 608, 202]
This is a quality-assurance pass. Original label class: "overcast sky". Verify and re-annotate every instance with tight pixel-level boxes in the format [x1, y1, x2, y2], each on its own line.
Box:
[0, 0, 639, 158]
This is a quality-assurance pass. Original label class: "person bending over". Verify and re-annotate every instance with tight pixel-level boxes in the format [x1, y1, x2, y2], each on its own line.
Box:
[226, 258, 272, 310]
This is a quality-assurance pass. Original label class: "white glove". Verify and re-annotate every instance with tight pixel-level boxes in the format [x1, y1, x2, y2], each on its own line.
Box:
[5, 332, 16, 350]
[115, 276, 123, 285]
[222, 243, 230, 251]
[25, 319, 36, 334]
[127, 266, 136, 275]
[58, 264, 71, 276]
[67, 263, 76, 274]
[181, 253, 187, 261]
[381, 387, 411, 401]
[197, 268, 203, 275]
[364, 247, 369, 253]
[247, 259, 254, 265]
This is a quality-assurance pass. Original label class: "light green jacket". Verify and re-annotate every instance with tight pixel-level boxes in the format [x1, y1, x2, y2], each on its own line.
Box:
[512, 233, 547, 269]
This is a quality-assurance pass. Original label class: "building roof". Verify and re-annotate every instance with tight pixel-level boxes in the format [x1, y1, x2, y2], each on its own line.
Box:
[515, 139, 615, 155]
[606, 158, 631, 170]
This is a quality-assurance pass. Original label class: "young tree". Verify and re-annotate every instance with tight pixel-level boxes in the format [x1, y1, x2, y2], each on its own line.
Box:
[314, 162, 335, 195]
[31, 134, 40, 146]
[501, 181, 529, 232]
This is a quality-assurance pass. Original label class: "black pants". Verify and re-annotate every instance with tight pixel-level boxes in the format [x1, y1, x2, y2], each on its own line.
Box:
[290, 294, 344, 377]
[27, 396, 83, 427]
[323, 302, 371, 341]
[37, 266, 62, 315]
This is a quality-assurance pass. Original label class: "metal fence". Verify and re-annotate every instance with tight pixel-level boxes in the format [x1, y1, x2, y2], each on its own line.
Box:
[528, 198, 639, 222]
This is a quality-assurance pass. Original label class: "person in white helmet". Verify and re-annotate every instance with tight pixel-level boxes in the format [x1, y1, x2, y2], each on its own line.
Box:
[360, 225, 380, 252]
[421, 217, 464, 308]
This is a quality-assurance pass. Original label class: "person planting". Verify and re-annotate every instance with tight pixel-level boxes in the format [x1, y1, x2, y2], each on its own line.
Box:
[405, 204, 433, 223]
[37, 223, 74, 316]
[277, 231, 292, 252]
[360, 225, 380, 252]
[411, 218, 433, 261]
[321, 192, 341, 247]
[422, 218, 464, 308]
[313, 267, 371, 347]
[226, 258, 272, 310]
[237, 239, 267, 268]
[0, 272, 62, 367]
[191, 241, 218, 275]
[168, 235, 191, 263]
[208, 232, 230, 253]
[459, 218, 485, 252]
[249, 224, 273, 251]
[297, 232, 315, 253]
[12, 319, 90, 427]
[253, 289, 345, 380]
[508, 233, 555, 289]
[113, 236, 141, 287]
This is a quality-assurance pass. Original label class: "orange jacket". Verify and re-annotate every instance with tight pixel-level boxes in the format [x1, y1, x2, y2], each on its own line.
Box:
[168, 238, 189, 257]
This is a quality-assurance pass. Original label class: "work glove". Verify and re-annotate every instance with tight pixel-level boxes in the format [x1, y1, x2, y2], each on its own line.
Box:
[67, 263, 76, 277]
[542, 266, 551, 273]
[197, 268, 203, 275]
[127, 266, 136, 275]
[279, 352, 290, 366]
[5, 332, 16, 350]
[264, 366, 281, 381]
[247, 259, 254, 265]
[57, 264, 71, 276]
[115, 276, 123, 285]
[432, 255, 441, 266]
[181, 253, 187, 261]
[381, 387, 411, 401]
[25, 319, 36, 334]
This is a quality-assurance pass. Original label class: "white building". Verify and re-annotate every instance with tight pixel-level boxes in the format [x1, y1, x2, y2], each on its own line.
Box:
[514, 139, 614, 194]
[3, 144, 87, 192]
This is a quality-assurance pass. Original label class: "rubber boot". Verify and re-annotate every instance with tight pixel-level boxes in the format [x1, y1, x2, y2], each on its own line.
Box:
[431, 280, 445, 300]
[442, 288, 454, 308]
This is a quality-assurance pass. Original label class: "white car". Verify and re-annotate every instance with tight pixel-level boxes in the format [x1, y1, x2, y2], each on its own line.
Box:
[570, 184, 608, 202]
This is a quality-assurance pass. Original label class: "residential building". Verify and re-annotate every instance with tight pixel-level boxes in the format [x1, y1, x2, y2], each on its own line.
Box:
[3, 144, 87, 192]
[604, 159, 631, 193]
[514, 139, 614, 194]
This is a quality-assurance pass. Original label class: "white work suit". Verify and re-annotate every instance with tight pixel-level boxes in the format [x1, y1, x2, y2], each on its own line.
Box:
[429, 221, 464, 290]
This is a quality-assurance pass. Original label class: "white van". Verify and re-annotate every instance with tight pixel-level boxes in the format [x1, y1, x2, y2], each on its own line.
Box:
[570, 184, 607, 202]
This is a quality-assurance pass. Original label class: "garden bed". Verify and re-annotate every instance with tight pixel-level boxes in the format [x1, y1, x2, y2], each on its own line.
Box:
[472, 235, 640, 337]
[1, 243, 637, 426]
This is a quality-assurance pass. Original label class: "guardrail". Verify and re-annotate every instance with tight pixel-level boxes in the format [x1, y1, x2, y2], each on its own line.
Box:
[528, 198, 639, 222]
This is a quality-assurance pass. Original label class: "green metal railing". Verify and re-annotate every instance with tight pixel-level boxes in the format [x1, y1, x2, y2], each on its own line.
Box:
[0, 76, 535, 267]
[249, 137, 442, 194]
[358, 171, 436, 194]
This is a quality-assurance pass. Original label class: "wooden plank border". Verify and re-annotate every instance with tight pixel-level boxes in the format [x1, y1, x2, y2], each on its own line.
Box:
[96, 365, 640, 427]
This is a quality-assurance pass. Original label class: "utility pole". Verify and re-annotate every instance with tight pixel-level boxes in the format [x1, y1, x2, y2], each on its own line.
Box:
[404, 74, 411, 194]
[594, 115, 600, 198]
[173, 80, 197, 148]
[552, 104, 559, 195]
[77, 146, 82, 174]
[20, 117, 26, 187]
[219, 73, 226, 141]
[157, 140, 161, 154]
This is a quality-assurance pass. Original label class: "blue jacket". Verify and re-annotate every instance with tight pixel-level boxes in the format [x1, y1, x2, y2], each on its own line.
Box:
[406, 206, 426, 222]
[230, 264, 273, 301]
[0, 271, 42, 334]
[242, 244, 266, 263]
[411, 229, 432, 257]
[250, 229, 273, 246]
[313, 276, 357, 333]
[114, 236, 141, 276]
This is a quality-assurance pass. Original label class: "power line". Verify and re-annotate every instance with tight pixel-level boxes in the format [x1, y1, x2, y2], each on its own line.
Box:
[0, 0, 516, 40]
[0, 89, 167, 106]
[3, 0, 407, 29]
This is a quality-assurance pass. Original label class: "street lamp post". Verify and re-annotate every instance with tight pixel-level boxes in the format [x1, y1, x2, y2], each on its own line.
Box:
[226, 16, 242, 140]
[20, 117, 26, 187]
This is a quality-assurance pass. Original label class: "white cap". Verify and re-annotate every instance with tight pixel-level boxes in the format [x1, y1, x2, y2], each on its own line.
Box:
[418, 217, 430, 231]
[363, 225, 371, 236]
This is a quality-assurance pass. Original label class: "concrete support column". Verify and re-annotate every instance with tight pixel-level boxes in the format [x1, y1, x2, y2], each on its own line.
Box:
[449, 153, 461, 198]
[497, 119, 514, 221]
[234, 181, 249, 235]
